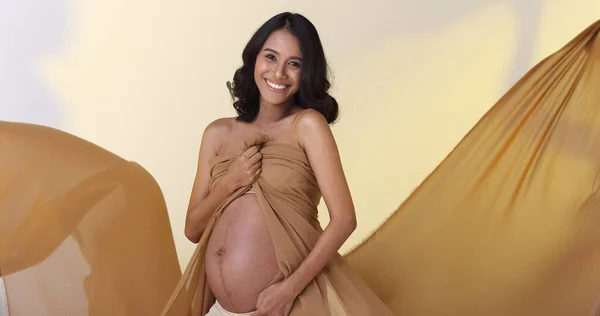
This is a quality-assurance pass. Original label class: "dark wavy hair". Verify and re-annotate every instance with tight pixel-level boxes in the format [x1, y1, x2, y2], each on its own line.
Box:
[226, 12, 339, 124]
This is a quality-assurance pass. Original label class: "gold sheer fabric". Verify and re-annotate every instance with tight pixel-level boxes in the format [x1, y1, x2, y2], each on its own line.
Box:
[344, 19, 600, 315]
[0, 122, 182, 315]
[1, 18, 599, 316]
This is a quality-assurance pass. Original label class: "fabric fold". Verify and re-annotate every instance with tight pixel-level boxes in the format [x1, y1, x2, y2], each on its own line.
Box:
[0, 121, 182, 316]
[343, 19, 600, 316]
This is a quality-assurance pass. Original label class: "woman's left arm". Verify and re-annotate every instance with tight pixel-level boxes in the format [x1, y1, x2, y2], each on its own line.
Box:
[254, 109, 357, 316]
[285, 109, 357, 293]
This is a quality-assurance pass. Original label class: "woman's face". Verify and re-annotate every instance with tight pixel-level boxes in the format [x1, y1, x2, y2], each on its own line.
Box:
[254, 29, 303, 107]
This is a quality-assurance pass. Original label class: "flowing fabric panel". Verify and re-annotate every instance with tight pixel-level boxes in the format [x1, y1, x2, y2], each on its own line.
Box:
[0, 121, 182, 316]
[345, 19, 600, 316]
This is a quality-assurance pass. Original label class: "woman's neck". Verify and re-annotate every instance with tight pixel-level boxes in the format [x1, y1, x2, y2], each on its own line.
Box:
[254, 99, 295, 125]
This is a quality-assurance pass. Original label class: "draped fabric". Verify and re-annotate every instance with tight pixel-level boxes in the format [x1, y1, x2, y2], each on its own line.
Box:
[0, 122, 182, 315]
[1, 18, 600, 316]
[344, 19, 600, 315]
[160, 136, 396, 316]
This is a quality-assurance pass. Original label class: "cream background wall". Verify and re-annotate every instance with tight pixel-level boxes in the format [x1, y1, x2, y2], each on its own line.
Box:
[2, 0, 599, 269]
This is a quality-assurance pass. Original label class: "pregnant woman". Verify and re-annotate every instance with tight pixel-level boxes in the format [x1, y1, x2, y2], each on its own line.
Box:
[162, 12, 394, 316]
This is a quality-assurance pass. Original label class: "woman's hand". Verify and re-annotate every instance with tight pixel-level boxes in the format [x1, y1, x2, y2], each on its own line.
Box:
[223, 145, 263, 190]
[254, 281, 296, 316]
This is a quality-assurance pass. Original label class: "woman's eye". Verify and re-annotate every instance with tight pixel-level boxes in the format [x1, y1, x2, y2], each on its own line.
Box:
[289, 61, 301, 68]
[266, 54, 276, 61]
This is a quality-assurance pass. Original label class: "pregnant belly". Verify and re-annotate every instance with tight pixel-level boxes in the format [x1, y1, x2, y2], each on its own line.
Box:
[205, 193, 279, 313]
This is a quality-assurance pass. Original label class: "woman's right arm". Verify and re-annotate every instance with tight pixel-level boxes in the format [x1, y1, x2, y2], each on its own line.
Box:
[184, 119, 263, 243]
[184, 119, 235, 243]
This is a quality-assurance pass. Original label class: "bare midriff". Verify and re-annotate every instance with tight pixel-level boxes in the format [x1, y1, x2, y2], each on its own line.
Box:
[205, 192, 279, 313]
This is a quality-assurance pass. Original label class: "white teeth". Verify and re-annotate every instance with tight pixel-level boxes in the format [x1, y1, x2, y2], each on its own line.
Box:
[266, 79, 287, 90]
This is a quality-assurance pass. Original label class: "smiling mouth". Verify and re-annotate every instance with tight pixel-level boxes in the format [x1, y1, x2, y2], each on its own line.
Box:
[265, 79, 289, 91]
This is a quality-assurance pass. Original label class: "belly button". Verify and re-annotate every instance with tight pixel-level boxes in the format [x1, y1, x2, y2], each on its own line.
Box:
[216, 248, 225, 257]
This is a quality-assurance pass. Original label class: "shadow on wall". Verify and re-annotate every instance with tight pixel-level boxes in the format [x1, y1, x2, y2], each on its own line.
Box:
[324, 0, 545, 252]
[397, 0, 542, 89]
[0, 0, 68, 129]
[337, 0, 542, 90]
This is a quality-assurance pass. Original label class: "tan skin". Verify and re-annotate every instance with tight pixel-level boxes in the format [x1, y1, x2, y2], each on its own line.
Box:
[185, 29, 357, 316]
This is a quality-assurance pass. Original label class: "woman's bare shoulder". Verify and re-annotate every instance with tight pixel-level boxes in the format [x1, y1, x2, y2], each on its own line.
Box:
[202, 117, 236, 155]
[206, 117, 235, 133]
